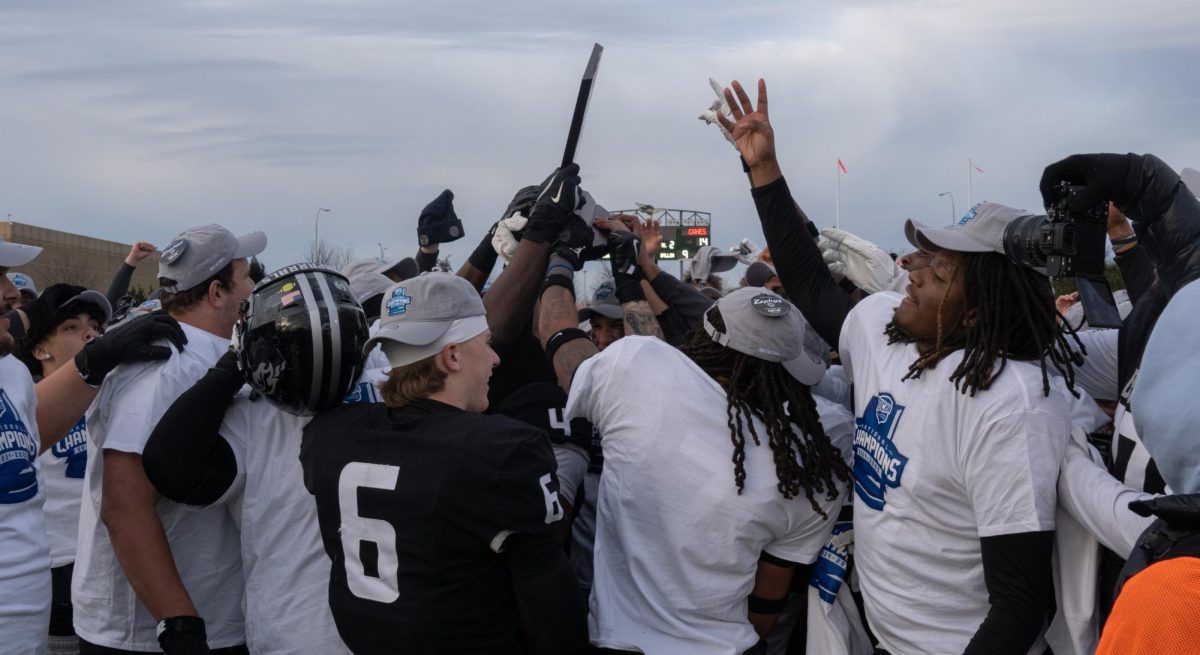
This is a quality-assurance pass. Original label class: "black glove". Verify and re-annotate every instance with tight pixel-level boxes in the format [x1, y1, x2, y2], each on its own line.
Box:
[75, 311, 187, 386]
[1039, 153, 1145, 213]
[524, 164, 581, 243]
[157, 616, 210, 655]
[608, 231, 645, 303]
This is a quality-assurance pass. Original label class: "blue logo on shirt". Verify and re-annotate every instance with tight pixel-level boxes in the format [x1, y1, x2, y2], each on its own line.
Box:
[342, 380, 381, 405]
[51, 417, 88, 479]
[852, 393, 908, 510]
[0, 389, 39, 504]
[810, 518, 853, 604]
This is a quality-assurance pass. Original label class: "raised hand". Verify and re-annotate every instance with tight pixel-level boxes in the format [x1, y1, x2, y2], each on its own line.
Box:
[125, 240, 156, 267]
[716, 79, 777, 174]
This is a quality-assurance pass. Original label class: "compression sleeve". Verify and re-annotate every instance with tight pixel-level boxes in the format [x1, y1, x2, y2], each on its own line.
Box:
[963, 531, 1054, 655]
[648, 271, 713, 331]
[655, 305, 691, 345]
[415, 248, 439, 273]
[1114, 245, 1154, 306]
[142, 361, 243, 506]
[506, 531, 588, 654]
[106, 262, 136, 307]
[751, 177, 855, 347]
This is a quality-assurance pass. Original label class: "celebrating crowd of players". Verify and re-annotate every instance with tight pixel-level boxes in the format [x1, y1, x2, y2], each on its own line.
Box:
[1, 76, 1199, 655]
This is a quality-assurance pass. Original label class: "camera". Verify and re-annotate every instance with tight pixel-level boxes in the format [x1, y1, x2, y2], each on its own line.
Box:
[1003, 182, 1122, 328]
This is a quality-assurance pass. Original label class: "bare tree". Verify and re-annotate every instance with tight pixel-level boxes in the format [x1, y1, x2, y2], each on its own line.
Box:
[300, 239, 355, 271]
[37, 253, 98, 288]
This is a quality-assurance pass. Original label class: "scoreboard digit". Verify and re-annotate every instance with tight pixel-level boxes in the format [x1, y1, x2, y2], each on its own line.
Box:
[657, 225, 711, 261]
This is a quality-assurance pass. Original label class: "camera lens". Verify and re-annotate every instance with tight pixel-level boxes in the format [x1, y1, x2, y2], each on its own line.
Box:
[1003, 214, 1049, 270]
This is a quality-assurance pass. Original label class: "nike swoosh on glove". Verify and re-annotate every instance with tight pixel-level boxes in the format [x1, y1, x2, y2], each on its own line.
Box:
[818, 227, 908, 294]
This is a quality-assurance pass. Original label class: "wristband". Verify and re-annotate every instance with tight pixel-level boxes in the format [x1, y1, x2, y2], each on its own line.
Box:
[613, 277, 645, 304]
[539, 276, 575, 300]
[157, 615, 206, 639]
[747, 594, 789, 614]
[1110, 232, 1138, 246]
[545, 328, 589, 366]
[467, 233, 499, 273]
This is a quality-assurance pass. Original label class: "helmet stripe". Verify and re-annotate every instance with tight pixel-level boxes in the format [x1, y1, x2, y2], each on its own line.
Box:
[313, 271, 342, 410]
[294, 272, 325, 412]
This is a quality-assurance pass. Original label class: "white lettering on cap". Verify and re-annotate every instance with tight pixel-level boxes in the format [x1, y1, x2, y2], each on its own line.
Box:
[160, 239, 188, 264]
[751, 293, 789, 317]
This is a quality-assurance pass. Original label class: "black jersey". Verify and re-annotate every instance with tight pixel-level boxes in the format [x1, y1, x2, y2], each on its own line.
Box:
[300, 398, 565, 654]
[487, 328, 557, 408]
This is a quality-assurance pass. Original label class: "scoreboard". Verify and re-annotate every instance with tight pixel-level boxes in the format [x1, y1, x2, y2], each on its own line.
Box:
[612, 208, 713, 262]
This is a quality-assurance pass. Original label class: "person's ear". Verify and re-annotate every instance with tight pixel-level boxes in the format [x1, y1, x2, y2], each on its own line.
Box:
[439, 342, 463, 373]
[207, 278, 226, 308]
[33, 345, 51, 361]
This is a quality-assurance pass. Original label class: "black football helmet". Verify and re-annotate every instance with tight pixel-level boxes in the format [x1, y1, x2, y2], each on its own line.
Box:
[235, 263, 369, 416]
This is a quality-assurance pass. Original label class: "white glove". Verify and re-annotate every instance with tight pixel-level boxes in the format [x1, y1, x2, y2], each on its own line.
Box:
[491, 213, 528, 262]
[818, 227, 908, 294]
[729, 238, 761, 265]
[698, 77, 736, 147]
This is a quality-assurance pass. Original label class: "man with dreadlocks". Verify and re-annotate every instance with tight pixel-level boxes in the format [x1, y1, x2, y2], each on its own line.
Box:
[537, 208, 854, 653]
[714, 78, 1080, 655]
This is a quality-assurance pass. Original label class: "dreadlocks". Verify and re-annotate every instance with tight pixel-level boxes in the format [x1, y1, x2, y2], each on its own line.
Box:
[883, 251, 1085, 397]
[678, 308, 850, 516]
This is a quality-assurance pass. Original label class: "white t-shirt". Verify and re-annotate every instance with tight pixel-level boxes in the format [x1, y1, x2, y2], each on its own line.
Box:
[40, 415, 88, 567]
[0, 354, 51, 654]
[217, 365, 386, 654]
[74, 322, 246, 651]
[566, 336, 852, 655]
[839, 292, 1070, 655]
[364, 319, 389, 372]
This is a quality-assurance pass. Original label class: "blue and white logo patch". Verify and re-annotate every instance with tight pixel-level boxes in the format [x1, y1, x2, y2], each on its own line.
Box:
[0, 389, 39, 504]
[853, 393, 908, 511]
[958, 203, 983, 225]
[51, 417, 88, 479]
[385, 287, 412, 316]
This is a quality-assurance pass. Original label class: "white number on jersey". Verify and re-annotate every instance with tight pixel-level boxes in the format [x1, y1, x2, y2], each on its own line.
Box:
[338, 462, 401, 603]
[540, 473, 563, 524]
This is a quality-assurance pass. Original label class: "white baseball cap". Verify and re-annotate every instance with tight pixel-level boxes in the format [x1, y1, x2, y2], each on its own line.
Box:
[342, 259, 394, 304]
[0, 237, 42, 268]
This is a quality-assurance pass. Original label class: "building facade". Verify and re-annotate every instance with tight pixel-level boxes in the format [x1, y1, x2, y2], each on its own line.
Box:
[0, 222, 160, 296]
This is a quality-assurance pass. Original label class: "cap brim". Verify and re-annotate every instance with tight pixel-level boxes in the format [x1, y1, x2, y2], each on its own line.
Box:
[904, 219, 991, 254]
[782, 349, 827, 386]
[233, 231, 268, 259]
[62, 290, 114, 323]
[579, 304, 623, 322]
[368, 314, 489, 368]
[364, 317, 455, 352]
[0, 242, 42, 267]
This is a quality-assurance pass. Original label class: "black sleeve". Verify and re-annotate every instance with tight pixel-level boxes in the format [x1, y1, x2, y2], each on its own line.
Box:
[648, 271, 713, 331]
[506, 531, 588, 654]
[655, 305, 692, 345]
[962, 531, 1054, 655]
[1122, 154, 1200, 296]
[415, 248, 439, 273]
[142, 361, 243, 506]
[106, 262, 137, 307]
[751, 177, 855, 348]
[1114, 245, 1155, 305]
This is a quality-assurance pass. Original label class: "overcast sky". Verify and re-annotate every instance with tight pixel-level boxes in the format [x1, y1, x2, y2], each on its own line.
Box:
[2, 0, 1198, 276]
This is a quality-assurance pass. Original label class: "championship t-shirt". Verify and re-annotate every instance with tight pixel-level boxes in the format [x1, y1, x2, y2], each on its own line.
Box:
[301, 398, 564, 654]
[74, 322, 245, 651]
[566, 336, 852, 655]
[40, 415, 88, 567]
[0, 354, 51, 654]
[839, 292, 1070, 655]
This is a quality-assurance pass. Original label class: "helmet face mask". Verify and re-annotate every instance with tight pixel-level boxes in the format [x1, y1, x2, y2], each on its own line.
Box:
[236, 263, 370, 416]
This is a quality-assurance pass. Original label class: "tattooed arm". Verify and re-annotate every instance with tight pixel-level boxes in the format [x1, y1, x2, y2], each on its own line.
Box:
[537, 262, 598, 393]
[623, 300, 663, 339]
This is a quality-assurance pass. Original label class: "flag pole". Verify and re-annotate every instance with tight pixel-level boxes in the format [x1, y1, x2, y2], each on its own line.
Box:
[968, 158, 974, 207]
[836, 161, 841, 228]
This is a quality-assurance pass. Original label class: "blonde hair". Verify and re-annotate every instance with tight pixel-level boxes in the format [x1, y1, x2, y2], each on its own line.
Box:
[379, 353, 447, 407]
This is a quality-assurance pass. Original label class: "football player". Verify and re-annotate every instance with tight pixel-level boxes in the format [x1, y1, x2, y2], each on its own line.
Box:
[143, 264, 376, 654]
[301, 272, 586, 654]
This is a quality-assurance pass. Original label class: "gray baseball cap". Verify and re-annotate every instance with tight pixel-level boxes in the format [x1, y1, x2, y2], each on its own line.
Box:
[744, 261, 778, 288]
[905, 202, 1032, 255]
[363, 272, 489, 368]
[578, 281, 622, 322]
[702, 286, 827, 385]
[158, 224, 267, 293]
[342, 259, 394, 304]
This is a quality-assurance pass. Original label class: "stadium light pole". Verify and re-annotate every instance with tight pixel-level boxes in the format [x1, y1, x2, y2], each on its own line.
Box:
[313, 208, 331, 245]
[938, 192, 956, 223]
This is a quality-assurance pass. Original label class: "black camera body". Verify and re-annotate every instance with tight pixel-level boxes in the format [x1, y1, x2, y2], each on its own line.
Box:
[1003, 182, 1122, 328]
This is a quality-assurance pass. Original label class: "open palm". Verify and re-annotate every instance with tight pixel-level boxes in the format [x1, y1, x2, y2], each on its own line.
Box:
[716, 79, 775, 169]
